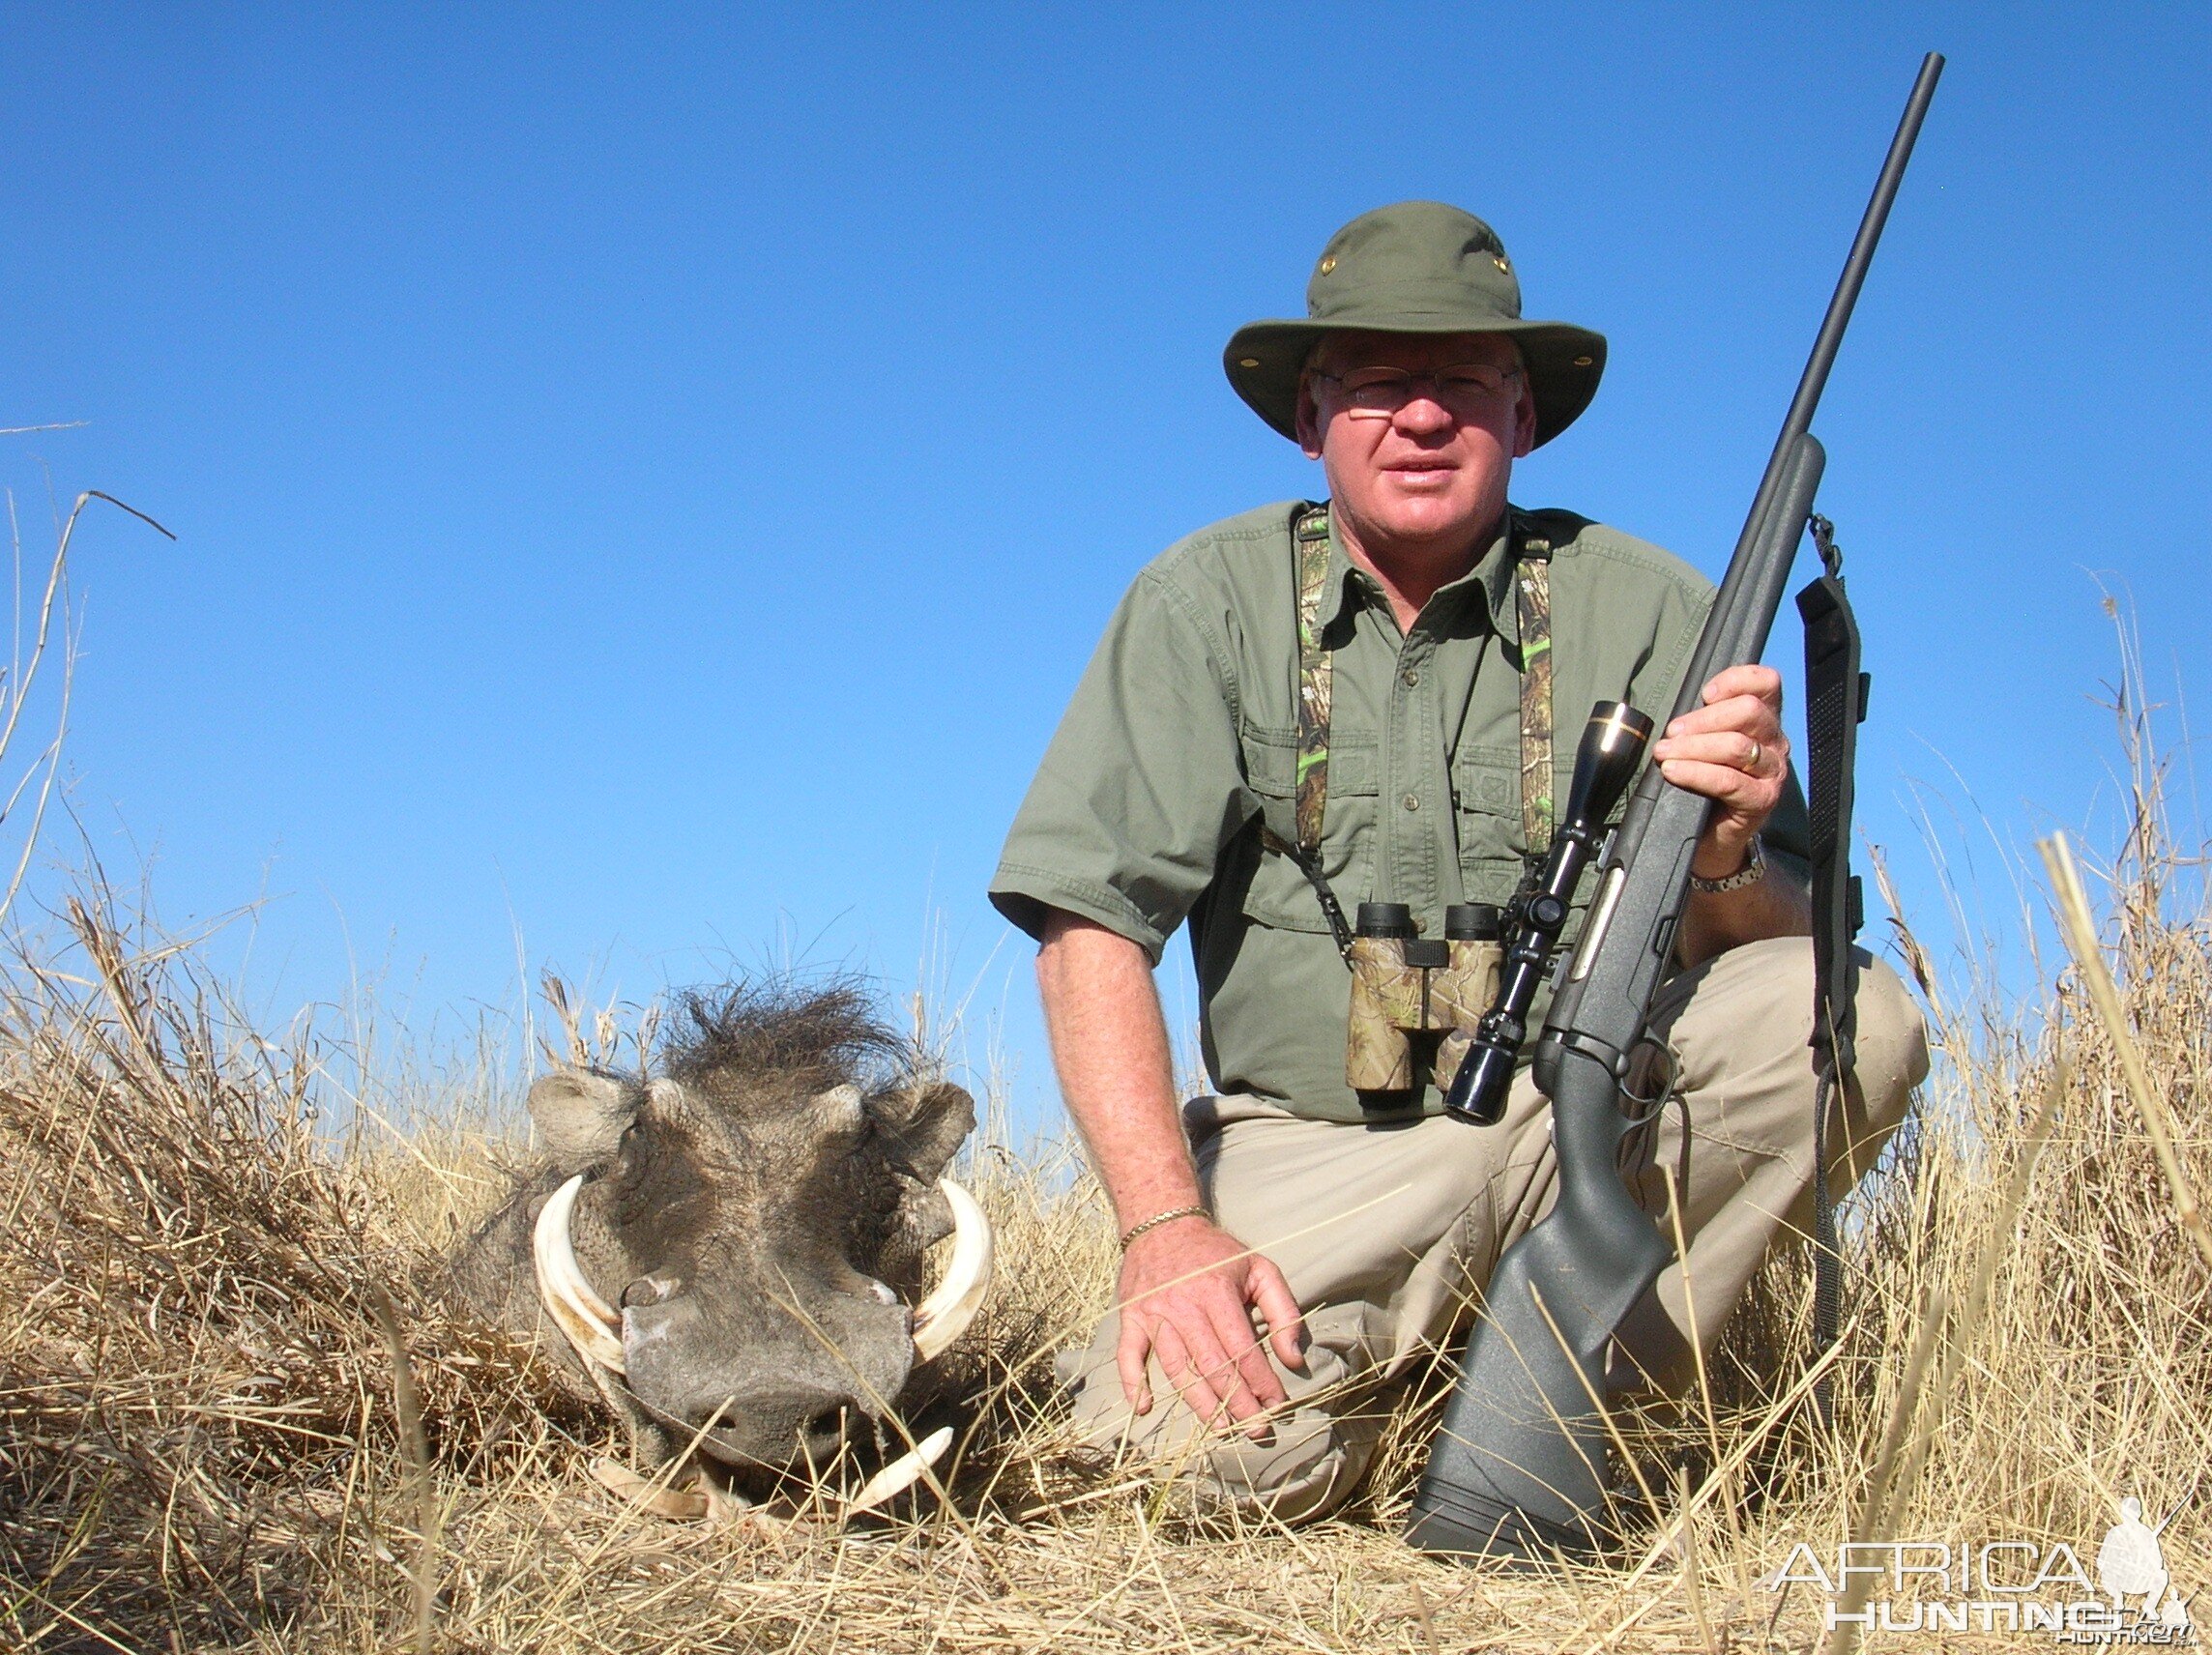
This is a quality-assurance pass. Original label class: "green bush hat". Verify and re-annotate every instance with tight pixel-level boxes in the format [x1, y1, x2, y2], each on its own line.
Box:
[1224, 201, 1607, 449]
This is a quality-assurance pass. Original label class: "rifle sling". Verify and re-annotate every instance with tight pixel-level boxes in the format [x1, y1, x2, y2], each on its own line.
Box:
[1796, 513, 1868, 1421]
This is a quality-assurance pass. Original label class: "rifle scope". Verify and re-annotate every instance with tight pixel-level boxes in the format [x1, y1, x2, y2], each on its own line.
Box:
[1441, 700, 1652, 1124]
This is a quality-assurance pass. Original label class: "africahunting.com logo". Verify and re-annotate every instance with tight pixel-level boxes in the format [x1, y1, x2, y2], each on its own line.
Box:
[1765, 1496, 2196, 1643]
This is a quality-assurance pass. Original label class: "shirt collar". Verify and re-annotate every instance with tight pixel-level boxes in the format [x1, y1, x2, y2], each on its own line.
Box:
[1319, 504, 1523, 644]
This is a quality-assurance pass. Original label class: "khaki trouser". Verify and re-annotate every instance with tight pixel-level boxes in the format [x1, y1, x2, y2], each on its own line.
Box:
[1060, 937, 1930, 1523]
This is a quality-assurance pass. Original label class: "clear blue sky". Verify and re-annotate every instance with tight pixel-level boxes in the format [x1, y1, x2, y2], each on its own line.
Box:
[5, 4, 2205, 1126]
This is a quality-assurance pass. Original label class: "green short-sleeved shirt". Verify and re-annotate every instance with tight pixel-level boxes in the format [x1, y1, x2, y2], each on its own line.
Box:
[990, 500, 1809, 1123]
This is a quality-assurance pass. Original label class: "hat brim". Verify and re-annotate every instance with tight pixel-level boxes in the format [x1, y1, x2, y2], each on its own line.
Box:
[1223, 315, 1606, 449]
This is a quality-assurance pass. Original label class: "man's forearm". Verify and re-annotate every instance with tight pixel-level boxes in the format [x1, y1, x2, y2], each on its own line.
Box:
[1034, 911, 1200, 1230]
[1035, 909, 1306, 1425]
[1674, 841, 1813, 967]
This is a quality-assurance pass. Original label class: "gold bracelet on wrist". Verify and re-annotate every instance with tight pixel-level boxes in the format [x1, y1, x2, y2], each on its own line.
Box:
[1118, 1205, 1208, 1250]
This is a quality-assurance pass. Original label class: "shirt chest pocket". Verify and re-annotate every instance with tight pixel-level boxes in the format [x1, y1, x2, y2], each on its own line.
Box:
[1452, 745, 1528, 909]
[1453, 749, 1636, 915]
[1236, 723, 1379, 934]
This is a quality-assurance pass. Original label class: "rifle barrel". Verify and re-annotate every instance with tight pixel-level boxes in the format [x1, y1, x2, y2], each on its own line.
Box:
[1406, 54, 1944, 1561]
[1762, 54, 1944, 504]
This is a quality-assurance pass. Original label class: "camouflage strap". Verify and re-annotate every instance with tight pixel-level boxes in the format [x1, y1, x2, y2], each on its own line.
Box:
[1264, 507, 1355, 960]
[1515, 520, 1555, 856]
[1262, 505, 1552, 951]
[1292, 506, 1334, 856]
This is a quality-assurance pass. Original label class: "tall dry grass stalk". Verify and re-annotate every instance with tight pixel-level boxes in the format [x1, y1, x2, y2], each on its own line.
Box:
[0, 487, 171, 934]
[1, 672, 2205, 1651]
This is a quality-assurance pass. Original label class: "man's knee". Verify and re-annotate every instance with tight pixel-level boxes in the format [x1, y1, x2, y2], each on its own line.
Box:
[1850, 949, 1931, 1129]
[1064, 1381, 1378, 1524]
[1138, 1406, 1379, 1524]
[1705, 943, 1929, 1242]
[1059, 1314, 1379, 1524]
[1616, 942, 1929, 1379]
[1665, 937, 1927, 1127]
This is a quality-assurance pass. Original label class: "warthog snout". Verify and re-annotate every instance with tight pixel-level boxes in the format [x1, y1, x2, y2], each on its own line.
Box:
[614, 1252, 917, 1468]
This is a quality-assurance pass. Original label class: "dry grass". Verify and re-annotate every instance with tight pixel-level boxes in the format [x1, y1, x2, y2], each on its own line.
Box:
[1, 726, 2206, 1651]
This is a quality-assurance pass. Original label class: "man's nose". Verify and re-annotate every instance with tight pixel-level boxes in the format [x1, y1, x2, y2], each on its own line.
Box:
[1392, 385, 1456, 434]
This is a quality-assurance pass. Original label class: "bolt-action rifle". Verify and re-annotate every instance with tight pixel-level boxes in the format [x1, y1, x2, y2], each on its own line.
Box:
[1408, 53, 1945, 1560]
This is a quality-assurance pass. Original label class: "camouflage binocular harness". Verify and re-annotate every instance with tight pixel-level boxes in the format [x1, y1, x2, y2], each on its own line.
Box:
[1262, 506, 1557, 1102]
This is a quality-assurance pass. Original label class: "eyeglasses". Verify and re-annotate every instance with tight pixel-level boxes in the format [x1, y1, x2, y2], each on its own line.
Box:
[1310, 363, 1524, 418]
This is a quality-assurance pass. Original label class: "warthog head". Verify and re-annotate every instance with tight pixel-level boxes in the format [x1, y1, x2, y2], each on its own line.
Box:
[455, 983, 989, 1500]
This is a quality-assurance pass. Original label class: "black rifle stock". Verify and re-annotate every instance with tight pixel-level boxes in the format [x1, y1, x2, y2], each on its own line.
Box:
[1406, 52, 1943, 1560]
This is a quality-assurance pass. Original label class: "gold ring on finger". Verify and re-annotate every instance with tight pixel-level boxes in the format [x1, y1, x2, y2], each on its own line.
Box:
[1745, 740, 1762, 773]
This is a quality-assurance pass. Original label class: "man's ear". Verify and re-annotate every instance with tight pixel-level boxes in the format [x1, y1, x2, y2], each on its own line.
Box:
[1510, 366, 1539, 459]
[875, 1080, 976, 1182]
[1295, 373, 1326, 459]
[527, 1068, 643, 1174]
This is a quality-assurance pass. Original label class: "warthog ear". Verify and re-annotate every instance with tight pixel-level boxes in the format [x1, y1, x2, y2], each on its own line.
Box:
[527, 1068, 643, 1174]
[875, 1080, 975, 1182]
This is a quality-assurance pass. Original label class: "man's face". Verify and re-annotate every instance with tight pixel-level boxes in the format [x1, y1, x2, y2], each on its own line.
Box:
[1295, 331, 1536, 554]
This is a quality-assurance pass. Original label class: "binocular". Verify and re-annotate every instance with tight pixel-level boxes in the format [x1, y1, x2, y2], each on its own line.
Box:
[1345, 901, 1502, 1096]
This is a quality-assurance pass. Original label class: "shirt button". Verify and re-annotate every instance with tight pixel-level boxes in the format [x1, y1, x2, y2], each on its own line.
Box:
[1401, 667, 1420, 687]
[1403, 793, 1420, 812]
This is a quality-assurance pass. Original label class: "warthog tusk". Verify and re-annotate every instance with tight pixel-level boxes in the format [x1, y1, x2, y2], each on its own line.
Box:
[910, 1177, 993, 1362]
[843, 1424, 954, 1520]
[533, 1174, 627, 1374]
[591, 1456, 710, 1521]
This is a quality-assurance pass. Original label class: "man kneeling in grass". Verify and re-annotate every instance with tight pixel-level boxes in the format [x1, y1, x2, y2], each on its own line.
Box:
[989, 203, 1928, 1523]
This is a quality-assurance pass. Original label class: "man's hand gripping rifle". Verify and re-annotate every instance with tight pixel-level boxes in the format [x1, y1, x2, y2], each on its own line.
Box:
[1408, 53, 1945, 1560]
